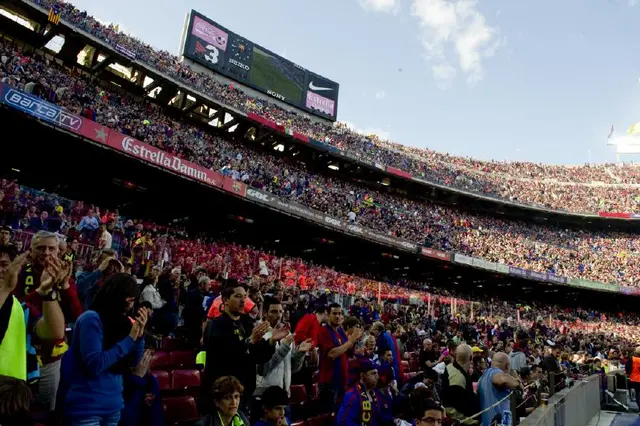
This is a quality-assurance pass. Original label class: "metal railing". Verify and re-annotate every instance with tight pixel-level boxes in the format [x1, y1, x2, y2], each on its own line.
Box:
[520, 375, 601, 426]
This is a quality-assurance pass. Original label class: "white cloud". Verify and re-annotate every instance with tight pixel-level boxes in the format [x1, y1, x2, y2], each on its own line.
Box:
[411, 0, 502, 86]
[375, 90, 387, 99]
[341, 121, 392, 141]
[432, 63, 457, 88]
[358, 0, 398, 13]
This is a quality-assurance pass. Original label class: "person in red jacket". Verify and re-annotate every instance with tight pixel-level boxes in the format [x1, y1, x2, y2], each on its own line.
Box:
[291, 304, 329, 393]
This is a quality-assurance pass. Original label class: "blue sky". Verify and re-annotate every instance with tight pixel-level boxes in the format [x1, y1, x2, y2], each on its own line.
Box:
[67, 0, 640, 164]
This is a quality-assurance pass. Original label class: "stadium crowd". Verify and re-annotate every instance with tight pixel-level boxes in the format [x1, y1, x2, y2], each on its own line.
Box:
[25, 0, 640, 216]
[0, 194, 638, 426]
[1, 4, 640, 426]
[3, 38, 640, 288]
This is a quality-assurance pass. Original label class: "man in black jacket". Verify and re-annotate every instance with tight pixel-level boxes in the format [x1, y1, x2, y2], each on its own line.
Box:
[202, 280, 288, 413]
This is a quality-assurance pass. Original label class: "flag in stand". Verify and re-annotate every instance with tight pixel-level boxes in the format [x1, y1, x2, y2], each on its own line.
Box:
[48, 3, 61, 25]
[195, 41, 207, 55]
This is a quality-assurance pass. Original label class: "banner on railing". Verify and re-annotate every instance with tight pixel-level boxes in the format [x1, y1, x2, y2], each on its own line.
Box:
[247, 112, 282, 132]
[568, 278, 620, 293]
[421, 247, 451, 262]
[453, 253, 473, 266]
[115, 43, 137, 60]
[386, 166, 412, 179]
[598, 212, 638, 219]
[0, 82, 82, 132]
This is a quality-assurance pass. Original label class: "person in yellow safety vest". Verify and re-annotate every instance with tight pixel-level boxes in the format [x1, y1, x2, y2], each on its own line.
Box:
[625, 347, 640, 408]
[0, 246, 66, 384]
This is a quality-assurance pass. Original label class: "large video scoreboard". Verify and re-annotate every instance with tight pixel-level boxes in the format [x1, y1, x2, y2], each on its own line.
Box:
[183, 10, 340, 121]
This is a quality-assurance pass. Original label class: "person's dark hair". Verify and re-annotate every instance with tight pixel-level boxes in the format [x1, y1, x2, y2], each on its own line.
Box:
[140, 274, 156, 291]
[0, 375, 32, 426]
[411, 396, 444, 420]
[90, 273, 140, 374]
[91, 273, 139, 316]
[313, 304, 328, 314]
[520, 367, 531, 380]
[328, 303, 341, 311]
[212, 376, 244, 401]
[221, 279, 246, 301]
[343, 316, 360, 331]
[139, 301, 153, 311]
[263, 296, 281, 313]
[0, 245, 17, 262]
[472, 355, 485, 367]
[261, 385, 289, 410]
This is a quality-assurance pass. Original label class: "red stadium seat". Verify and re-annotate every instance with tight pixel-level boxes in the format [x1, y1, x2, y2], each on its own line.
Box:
[170, 350, 196, 367]
[151, 370, 171, 391]
[409, 358, 419, 372]
[151, 351, 171, 369]
[163, 396, 199, 425]
[172, 369, 201, 389]
[289, 384, 307, 404]
[310, 383, 319, 400]
[307, 413, 333, 426]
[163, 336, 188, 351]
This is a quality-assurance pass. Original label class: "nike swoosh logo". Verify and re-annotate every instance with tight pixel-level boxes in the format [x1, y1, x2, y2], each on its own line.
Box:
[309, 82, 333, 92]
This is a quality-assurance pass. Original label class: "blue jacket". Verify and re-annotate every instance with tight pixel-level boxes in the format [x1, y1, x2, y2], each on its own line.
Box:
[121, 373, 164, 426]
[336, 385, 393, 426]
[75, 270, 103, 310]
[61, 310, 144, 418]
[377, 332, 401, 382]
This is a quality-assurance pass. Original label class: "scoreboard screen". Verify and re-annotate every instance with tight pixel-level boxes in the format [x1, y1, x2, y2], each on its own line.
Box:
[183, 11, 339, 120]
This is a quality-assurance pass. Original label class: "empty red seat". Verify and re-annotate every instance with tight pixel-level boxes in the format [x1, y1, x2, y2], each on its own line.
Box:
[151, 351, 171, 369]
[163, 336, 188, 351]
[172, 369, 201, 389]
[308, 413, 333, 426]
[289, 384, 307, 404]
[163, 396, 199, 425]
[170, 350, 195, 367]
[151, 370, 171, 391]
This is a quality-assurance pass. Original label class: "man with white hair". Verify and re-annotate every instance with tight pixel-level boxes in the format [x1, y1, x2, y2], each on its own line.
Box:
[420, 338, 441, 370]
[478, 352, 522, 426]
[14, 231, 82, 412]
[441, 344, 479, 419]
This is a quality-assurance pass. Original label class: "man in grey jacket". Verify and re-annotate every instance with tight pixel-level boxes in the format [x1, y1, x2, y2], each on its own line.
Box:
[509, 331, 529, 375]
[255, 297, 314, 396]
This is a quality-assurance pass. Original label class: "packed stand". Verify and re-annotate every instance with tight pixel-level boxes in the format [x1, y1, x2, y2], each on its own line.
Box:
[4, 40, 640, 288]
[22, 0, 640, 215]
[1, 215, 638, 426]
